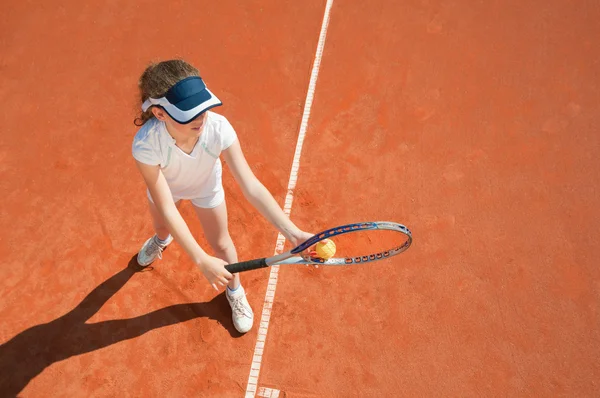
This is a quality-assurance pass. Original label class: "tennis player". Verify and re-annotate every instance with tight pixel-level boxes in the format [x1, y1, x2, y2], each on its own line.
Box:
[131, 59, 313, 333]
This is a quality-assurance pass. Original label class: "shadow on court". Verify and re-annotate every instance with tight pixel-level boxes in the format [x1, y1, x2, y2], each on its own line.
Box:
[0, 255, 240, 397]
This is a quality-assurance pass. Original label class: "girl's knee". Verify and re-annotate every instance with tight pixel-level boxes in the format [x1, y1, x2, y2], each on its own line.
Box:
[210, 235, 235, 254]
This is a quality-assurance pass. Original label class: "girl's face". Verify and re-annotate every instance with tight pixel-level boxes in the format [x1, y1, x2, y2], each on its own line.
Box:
[152, 107, 208, 140]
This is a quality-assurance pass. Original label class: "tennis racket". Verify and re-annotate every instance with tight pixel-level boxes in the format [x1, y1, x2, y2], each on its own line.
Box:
[225, 221, 412, 273]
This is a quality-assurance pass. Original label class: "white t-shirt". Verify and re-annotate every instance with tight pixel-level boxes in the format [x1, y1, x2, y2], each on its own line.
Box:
[132, 111, 237, 200]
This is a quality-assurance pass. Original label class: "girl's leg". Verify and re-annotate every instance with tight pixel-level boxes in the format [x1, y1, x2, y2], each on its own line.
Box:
[193, 199, 253, 333]
[192, 200, 240, 290]
[147, 197, 181, 240]
[137, 198, 182, 267]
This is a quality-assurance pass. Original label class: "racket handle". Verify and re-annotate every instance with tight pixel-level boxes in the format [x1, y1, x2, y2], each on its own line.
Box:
[225, 258, 269, 273]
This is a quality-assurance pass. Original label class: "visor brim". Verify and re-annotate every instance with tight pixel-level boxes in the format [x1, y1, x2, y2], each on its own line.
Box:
[143, 88, 222, 124]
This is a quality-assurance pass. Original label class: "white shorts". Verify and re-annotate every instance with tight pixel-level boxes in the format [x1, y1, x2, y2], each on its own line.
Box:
[146, 187, 225, 209]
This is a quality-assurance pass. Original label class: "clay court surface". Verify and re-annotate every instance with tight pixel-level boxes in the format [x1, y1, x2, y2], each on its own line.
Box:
[1, 1, 599, 397]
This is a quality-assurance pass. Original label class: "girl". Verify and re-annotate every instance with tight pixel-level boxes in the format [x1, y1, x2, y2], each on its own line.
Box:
[131, 59, 313, 334]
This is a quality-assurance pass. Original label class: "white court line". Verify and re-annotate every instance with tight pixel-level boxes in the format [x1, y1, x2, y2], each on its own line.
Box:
[244, 0, 335, 396]
[257, 387, 280, 398]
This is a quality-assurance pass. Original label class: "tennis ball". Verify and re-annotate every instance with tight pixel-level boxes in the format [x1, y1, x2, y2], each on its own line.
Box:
[315, 239, 336, 260]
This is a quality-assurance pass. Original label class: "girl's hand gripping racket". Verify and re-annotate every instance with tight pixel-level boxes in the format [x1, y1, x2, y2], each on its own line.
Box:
[225, 221, 412, 273]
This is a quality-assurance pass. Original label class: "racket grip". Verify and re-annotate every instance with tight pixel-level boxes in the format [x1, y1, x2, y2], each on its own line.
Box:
[225, 258, 269, 273]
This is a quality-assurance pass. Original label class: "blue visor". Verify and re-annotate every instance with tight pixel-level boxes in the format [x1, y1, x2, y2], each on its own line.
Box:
[142, 76, 222, 124]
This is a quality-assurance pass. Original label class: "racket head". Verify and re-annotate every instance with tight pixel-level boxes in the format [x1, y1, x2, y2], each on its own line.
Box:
[285, 221, 412, 266]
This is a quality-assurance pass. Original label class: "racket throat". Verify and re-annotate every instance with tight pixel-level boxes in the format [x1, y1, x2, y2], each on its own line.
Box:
[266, 252, 294, 266]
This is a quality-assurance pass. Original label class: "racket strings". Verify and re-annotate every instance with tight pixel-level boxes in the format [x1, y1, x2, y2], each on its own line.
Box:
[311, 229, 409, 264]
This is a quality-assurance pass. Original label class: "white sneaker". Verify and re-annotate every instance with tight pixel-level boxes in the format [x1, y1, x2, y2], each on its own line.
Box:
[136, 235, 173, 266]
[226, 286, 254, 333]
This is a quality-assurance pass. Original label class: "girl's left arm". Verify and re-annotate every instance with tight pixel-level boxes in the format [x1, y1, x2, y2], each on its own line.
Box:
[222, 140, 313, 247]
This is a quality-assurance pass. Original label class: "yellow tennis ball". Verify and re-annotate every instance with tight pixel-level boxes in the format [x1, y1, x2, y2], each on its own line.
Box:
[315, 239, 336, 260]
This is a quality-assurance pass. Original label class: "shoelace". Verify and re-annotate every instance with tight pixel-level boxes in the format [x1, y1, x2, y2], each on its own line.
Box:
[145, 237, 165, 260]
[229, 294, 252, 319]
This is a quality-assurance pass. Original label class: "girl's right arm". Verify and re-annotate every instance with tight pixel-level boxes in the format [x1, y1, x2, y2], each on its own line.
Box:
[135, 161, 233, 289]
